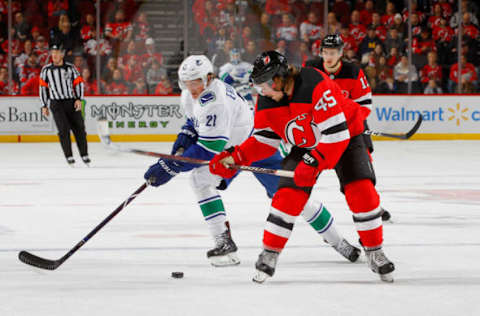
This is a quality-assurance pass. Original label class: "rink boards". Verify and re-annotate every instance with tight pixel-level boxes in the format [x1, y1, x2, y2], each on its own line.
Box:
[0, 95, 479, 142]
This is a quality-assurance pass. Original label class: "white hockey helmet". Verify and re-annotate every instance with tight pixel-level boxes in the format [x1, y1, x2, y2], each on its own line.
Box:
[178, 55, 214, 90]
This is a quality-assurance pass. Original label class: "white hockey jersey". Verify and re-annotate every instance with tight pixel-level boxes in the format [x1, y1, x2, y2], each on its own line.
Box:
[181, 78, 253, 154]
[218, 61, 254, 106]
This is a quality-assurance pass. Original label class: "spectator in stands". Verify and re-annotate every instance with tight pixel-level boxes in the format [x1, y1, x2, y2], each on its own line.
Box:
[349, 10, 366, 45]
[82, 67, 99, 95]
[212, 39, 233, 69]
[358, 26, 383, 61]
[381, 2, 397, 28]
[394, 55, 419, 93]
[384, 28, 403, 55]
[0, 14, 7, 43]
[133, 11, 150, 42]
[73, 52, 86, 75]
[420, 51, 442, 88]
[242, 40, 259, 63]
[123, 55, 143, 84]
[19, 53, 41, 87]
[13, 12, 30, 41]
[84, 29, 112, 60]
[275, 13, 298, 42]
[291, 0, 324, 25]
[50, 14, 80, 58]
[146, 59, 167, 92]
[413, 28, 436, 60]
[105, 9, 133, 56]
[392, 13, 405, 37]
[360, 0, 374, 26]
[405, 13, 422, 39]
[450, 0, 478, 29]
[424, 79, 443, 94]
[428, 4, 443, 30]
[299, 12, 323, 44]
[375, 75, 396, 93]
[291, 41, 312, 66]
[376, 55, 393, 85]
[240, 26, 253, 49]
[141, 38, 163, 70]
[252, 12, 274, 50]
[80, 13, 97, 42]
[339, 24, 358, 53]
[0, 67, 20, 95]
[402, 1, 425, 24]
[132, 76, 147, 95]
[275, 39, 288, 57]
[433, 17, 454, 66]
[14, 39, 33, 72]
[461, 12, 479, 40]
[105, 68, 128, 95]
[102, 56, 118, 82]
[326, 12, 341, 34]
[20, 73, 40, 96]
[154, 74, 173, 95]
[370, 12, 387, 42]
[387, 46, 400, 67]
[33, 36, 49, 66]
[449, 55, 478, 93]
[344, 48, 360, 65]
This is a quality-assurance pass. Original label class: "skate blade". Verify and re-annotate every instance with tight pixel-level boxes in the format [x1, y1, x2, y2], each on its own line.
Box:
[209, 252, 240, 267]
[380, 272, 394, 283]
[252, 270, 270, 284]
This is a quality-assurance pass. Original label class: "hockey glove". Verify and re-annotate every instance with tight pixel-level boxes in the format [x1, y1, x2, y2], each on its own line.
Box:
[171, 118, 198, 155]
[209, 146, 247, 179]
[294, 149, 325, 187]
[144, 159, 182, 187]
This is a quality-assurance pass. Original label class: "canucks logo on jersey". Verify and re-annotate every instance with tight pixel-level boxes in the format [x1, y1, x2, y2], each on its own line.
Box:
[200, 91, 216, 106]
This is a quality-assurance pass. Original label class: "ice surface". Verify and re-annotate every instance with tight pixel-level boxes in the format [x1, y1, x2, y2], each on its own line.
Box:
[1, 140, 479, 316]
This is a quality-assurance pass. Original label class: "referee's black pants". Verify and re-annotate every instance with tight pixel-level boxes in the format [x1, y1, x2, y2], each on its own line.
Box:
[50, 99, 88, 158]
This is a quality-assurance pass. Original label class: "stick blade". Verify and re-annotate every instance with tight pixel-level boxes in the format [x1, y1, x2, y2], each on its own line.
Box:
[405, 115, 423, 139]
[18, 251, 62, 270]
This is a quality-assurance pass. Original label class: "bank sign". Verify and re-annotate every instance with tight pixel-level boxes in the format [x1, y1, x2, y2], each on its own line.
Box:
[368, 95, 480, 134]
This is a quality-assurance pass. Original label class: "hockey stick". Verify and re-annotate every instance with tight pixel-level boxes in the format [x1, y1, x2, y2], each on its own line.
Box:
[97, 119, 294, 178]
[364, 115, 423, 140]
[18, 182, 149, 270]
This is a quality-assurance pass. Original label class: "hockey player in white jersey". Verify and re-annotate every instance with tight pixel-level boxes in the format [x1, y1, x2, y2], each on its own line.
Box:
[219, 49, 254, 109]
[144, 55, 360, 267]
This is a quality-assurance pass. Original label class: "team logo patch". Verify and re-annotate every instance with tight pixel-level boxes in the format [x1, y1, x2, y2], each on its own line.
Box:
[263, 56, 270, 65]
[285, 113, 321, 149]
[341, 90, 349, 98]
[199, 91, 216, 106]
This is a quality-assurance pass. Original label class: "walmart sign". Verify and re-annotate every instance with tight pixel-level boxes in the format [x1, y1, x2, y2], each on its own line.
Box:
[368, 96, 480, 136]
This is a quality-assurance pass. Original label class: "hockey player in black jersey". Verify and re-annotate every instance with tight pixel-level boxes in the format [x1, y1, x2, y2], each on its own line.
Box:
[305, 34, 392, 222]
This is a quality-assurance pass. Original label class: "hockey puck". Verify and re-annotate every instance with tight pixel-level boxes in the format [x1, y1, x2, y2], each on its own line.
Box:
[171, 272, 184, 279]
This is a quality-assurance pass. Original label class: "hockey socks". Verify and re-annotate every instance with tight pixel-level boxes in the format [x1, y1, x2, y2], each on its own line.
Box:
[302, 200, 341, 247]
[198, 194, 228, 237]
[344, 179, 383, 248]
[302, 199, 360, 262]
[263, 188, 309, 251]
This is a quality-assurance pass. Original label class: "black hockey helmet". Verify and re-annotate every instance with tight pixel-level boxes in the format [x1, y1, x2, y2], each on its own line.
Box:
[321, 34, 344, 50]
[251, 50, 288, 85]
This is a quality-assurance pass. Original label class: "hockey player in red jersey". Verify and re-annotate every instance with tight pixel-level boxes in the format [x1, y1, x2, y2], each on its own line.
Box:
[305, 34, 392, 221]
[209, 51, 395, 283]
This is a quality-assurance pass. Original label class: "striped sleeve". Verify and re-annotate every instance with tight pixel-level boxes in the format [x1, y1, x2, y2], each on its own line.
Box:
[71, 65, 84, 100]
[352, 68, 372, 115]
[39, 65, 50, 107]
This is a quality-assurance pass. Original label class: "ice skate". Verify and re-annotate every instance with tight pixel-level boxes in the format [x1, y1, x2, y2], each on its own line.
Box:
[364, 247, 395, 282]
[206, 224, 240, 267]
[332, 239, 361, 262]
[66, 156, 75, 167]
[81, 155, 91, 167]
[252, 249, 279, 283]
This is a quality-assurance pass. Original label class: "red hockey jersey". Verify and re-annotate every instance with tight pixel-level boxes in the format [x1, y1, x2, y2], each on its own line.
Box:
[239, 68, 366, 170]
[304, 58, 372, 119]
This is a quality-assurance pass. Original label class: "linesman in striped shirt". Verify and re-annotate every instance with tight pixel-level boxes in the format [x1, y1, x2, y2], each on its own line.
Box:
[40, 43, 91, 166]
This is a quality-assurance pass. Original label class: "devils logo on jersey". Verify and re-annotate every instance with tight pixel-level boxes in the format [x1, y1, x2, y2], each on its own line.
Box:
[285, 113, 321, 149]
[263, 56, 270, 65]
